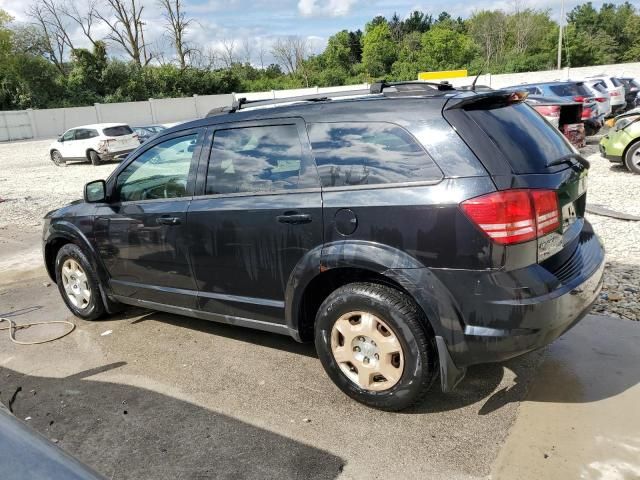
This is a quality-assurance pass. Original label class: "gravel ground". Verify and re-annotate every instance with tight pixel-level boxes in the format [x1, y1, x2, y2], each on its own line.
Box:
[0, 134, 638, 320]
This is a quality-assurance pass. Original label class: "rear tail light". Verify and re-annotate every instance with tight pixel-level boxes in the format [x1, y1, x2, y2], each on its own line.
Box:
[460, 189, 560, 245]
[573, 96, 586, 102]
[595, 97, 607, 103]
[534, 105, 561, 117]
[581, 106, 593, 119]
[611, 91, 620, 96]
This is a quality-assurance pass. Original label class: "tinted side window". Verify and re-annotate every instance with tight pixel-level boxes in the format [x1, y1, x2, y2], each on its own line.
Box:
[206, 125, 304, 195]
[116, 134, 198, 202]
[307, 122, 441, 188]
[75, 129, 98, 140]
[549, 84, 580, 96]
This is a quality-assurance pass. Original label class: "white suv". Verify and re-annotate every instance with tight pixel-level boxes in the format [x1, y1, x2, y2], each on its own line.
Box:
[49, 123, 140, 166]
[585, 75, 627, 113]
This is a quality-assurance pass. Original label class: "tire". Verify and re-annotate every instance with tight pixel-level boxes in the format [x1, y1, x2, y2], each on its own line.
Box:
[88, 150, 101, 166]
[314, 282, 437, 411]
[624, 142, 640, 174]
[55, 244, 106, 321]
[50, 150, 65, 167]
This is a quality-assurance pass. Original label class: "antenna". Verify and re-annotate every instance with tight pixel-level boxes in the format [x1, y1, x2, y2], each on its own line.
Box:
[471, 59, 489, 91]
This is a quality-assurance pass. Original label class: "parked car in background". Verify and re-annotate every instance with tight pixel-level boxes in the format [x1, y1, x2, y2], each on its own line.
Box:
[133, 125, 167, 143]
[507, 81, 602, 135]
[43, 83, 604, 411]
[585, 75, 627, 113]
[600, 110, 640, 174]
[619, 77, 640, 109]
[49, 124, 139, 166]
[583, 79, 612, 118]
[526, 95, 586, 148]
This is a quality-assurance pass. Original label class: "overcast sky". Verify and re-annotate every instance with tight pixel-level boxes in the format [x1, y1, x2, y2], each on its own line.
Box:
[0, 0, 630, 65]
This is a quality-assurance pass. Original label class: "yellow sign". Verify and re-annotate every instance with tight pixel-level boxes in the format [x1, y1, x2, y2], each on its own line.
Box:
[418, 70, 468, 81]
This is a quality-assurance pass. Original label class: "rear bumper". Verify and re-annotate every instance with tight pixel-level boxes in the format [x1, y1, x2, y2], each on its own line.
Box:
[433, 221, 604, 369]
[99, 148, 136, 161]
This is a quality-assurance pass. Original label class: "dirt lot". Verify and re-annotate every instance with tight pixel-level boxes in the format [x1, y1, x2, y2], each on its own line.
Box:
[0, 135, 639, 479]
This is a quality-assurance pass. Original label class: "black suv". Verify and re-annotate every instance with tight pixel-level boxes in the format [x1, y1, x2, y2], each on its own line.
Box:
[43, 83, 604, 411]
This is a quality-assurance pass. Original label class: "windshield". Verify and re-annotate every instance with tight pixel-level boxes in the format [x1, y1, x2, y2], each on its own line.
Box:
[465, 102, 574, 174]
[102, 125, 133, 137]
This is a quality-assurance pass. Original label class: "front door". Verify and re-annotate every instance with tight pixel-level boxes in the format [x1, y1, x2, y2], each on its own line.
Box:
[59, 129, 77, 158]
[94, 129, 204, 308]
[187, 119, 323, 324]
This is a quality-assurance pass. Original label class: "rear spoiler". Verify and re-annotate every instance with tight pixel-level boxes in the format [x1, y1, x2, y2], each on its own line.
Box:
[445, 90, 529, 110]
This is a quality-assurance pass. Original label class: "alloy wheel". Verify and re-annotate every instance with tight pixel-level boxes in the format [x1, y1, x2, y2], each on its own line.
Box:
[61, 259, 91, 309]
[330, 311, 405, 391]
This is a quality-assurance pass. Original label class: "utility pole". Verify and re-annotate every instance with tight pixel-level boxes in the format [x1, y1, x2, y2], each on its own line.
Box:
[557, 0, 564, 70]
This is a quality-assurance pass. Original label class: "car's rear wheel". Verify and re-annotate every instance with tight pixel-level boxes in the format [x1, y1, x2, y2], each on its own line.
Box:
[314, 282, 437, 411]
[624, 142, 640, 174]
[88, 150, 101, 166]
[50, 150, 65, 167]
[55, 244, 106, 320]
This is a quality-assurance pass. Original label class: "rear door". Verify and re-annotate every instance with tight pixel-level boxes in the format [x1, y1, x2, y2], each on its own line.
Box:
[187, 119, 323, 325]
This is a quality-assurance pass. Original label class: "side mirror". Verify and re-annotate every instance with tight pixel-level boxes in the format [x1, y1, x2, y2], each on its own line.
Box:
[58, 135, 64, 142]
[84, 180, 107, 203]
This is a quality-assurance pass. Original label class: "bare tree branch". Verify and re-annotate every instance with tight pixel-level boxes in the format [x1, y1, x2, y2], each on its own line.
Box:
[26, 0, 74, 74]
[218, 38, 236, 68]
[271, 36, 309, 83]
[158, 0, 194, 69]
[61, 0, 101, 48]
[241, 37, 252, 65]
[96, 0, 152, 66]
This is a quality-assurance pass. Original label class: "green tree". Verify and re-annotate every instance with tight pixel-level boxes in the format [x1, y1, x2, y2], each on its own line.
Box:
[361, 20, 397, 78]
[419, 25, 477, 71]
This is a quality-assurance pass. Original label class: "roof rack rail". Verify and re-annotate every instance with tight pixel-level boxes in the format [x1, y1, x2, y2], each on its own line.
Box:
[370, 81, 456, 94]
[206, 88, 371, 117]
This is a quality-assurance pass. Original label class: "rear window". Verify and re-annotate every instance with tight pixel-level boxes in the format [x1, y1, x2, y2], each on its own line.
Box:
[102, 125, 133, 137]
[549, 83, 589, 97]
[465, 102, 574, 174]
[592, 82, 607, 93]
[307, 122, 442, 188]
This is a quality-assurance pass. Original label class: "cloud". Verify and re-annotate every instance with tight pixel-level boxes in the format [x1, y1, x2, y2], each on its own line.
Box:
[298, 0, 358, 17]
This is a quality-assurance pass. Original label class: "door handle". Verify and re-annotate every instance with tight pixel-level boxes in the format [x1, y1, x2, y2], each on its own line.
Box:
[156, 216, 181, 226]
[277, 212, 312, 225]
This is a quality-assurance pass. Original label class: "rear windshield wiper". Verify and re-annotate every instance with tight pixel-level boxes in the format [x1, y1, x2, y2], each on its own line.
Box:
[546, 153, 590, 169]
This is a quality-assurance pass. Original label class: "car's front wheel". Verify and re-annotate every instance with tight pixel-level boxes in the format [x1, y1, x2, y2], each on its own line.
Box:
[50, 150, 65, 167]
[55, 244, 106, 320]
[315, 283, 437, 411]
[624, 142, 640, 174]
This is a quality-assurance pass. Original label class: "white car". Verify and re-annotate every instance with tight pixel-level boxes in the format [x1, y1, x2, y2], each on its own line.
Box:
[583, 79, 612, 118]
[585, 75, 626, 113]
[49, 123, 140, 166]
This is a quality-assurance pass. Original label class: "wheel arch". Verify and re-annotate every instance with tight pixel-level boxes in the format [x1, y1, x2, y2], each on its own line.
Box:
[285, 241, 464, 345]
[44, 221, 119, 313]
[622, 137, 640, 165]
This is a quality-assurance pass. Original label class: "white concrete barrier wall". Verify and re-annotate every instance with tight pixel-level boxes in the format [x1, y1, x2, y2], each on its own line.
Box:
[0, 111, 32, 141]
[2, 63, 639, 141]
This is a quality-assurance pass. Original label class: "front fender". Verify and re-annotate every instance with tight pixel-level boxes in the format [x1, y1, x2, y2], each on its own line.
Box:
[44, 220, 117, 312]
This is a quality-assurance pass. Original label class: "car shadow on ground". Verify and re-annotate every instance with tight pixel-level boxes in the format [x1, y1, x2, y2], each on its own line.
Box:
[0, 363, 345, 480]
[126, 308, 640, 417]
